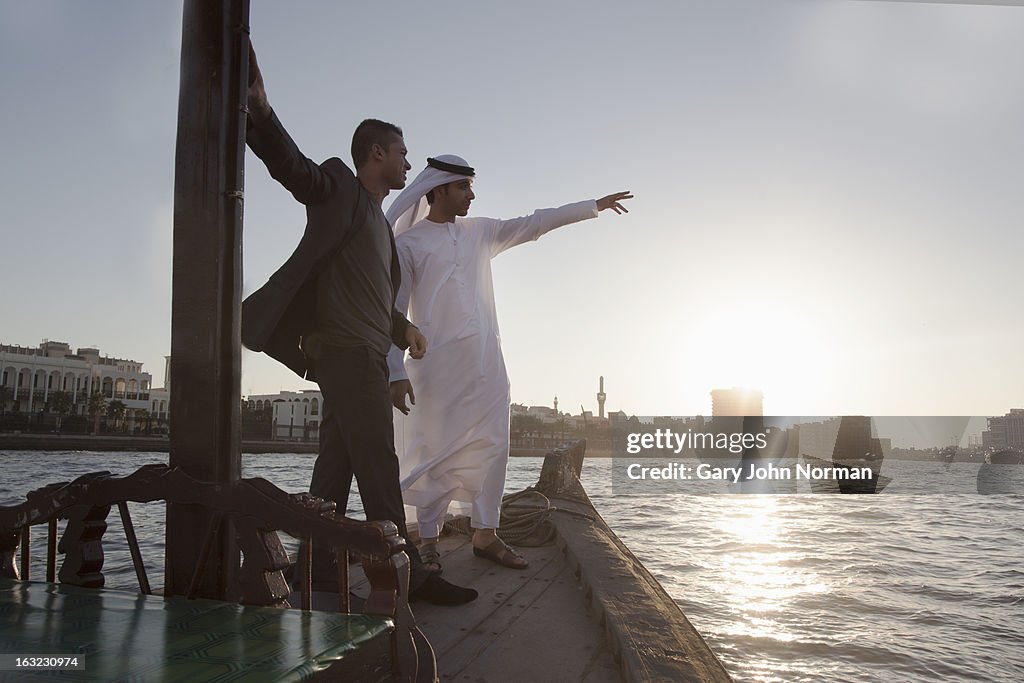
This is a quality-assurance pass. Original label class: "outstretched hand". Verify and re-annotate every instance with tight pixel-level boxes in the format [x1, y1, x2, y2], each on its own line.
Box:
[596, 191, 633, 214]
[246, 42, 272, 121]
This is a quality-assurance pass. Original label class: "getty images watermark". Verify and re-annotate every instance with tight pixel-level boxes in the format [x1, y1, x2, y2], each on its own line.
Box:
[624, 459, 873, 485]
[608, 416, 1023, 495]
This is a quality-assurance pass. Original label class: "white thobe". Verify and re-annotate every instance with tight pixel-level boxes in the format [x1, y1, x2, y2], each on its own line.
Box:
[388, 200, 599, 537]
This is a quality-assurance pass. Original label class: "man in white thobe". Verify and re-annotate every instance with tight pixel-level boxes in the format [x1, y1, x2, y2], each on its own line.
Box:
[386, 155, 631, 569]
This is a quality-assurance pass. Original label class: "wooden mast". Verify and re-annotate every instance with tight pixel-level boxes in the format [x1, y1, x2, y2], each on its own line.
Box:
[166, 0, 250, 599]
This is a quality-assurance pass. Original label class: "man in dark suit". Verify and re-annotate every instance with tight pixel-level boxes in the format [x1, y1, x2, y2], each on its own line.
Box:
[243, 45, 476, 606]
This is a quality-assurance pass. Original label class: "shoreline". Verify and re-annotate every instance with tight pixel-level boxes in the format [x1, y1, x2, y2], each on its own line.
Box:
[0, 433, 615, 458]
[0, 433, 983, 462]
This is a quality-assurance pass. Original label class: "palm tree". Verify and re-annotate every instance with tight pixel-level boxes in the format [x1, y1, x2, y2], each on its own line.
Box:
[107, 400, 127, 432]
[134, 408, 151, 434]
[556, 415, 568, 443]
[46, 390, 72, 432]
[88, 391, 107, 434]
[512, 414, 545, 437]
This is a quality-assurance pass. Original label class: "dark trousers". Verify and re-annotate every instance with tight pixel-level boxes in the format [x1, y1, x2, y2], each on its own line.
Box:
[308, 346, 425, 590]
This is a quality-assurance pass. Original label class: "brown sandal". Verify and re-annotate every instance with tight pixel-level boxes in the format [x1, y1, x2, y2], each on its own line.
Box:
[473, 538, 528, 570]
[420, 545, 442, 572]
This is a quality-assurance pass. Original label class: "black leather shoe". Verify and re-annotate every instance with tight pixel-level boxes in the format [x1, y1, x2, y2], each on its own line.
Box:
[410, 573, 478, 606]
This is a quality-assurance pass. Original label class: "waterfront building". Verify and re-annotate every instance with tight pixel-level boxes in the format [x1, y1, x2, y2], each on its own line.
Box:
[244, 392, 613, 444]
[982, 409, 1024, 450]
[509, 399, 613, 450]
[148, 356, 172, 427]
[245, 390, 322, 441]
[149, 387, 170, 428]
[1, 340, 152, 416]
[526, 405, 560, 422]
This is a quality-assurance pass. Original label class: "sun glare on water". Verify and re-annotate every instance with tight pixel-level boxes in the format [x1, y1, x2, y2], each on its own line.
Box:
[712, 497, 826, 644]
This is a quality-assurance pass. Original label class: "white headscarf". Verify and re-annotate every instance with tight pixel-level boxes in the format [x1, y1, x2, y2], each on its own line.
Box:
[386, 154, 475, 235]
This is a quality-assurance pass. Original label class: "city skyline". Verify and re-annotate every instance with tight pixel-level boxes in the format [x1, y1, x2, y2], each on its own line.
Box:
[3, 335, 1013, 449]
[2, 2, 1022, 416]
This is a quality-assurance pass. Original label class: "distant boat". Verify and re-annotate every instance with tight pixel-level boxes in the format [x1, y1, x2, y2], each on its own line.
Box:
[986, 448, 1024, 465]
[976, 448, 1024, 494]
[801, 416, 891, 494]
[801, 453, 892, 494]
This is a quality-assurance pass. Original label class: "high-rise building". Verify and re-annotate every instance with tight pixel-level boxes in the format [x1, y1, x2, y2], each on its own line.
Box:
[982, 409, 1024, 450]
[710, 387, 763, 417]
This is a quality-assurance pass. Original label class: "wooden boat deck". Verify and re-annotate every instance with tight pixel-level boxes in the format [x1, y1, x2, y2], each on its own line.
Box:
[293, 441, 734, 682]
[350, 532, 622, 682]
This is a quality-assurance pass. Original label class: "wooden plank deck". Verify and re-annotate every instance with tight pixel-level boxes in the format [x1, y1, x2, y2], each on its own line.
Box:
[299, 531, 622, 681]
[387, 533, 621, 682]
[297, 442, 733, 682]
[338, 518, 730, 682]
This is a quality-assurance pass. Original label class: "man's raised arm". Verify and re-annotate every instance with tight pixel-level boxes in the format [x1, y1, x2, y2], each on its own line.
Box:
[486, 191, 633, 257]
[244, 42, 332, 205]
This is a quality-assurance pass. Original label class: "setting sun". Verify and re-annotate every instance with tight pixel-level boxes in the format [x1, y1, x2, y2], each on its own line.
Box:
[681, 304, 840, 414]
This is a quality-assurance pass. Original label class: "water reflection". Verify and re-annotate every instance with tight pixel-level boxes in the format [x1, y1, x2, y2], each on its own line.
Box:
[713, 497, 825, 643]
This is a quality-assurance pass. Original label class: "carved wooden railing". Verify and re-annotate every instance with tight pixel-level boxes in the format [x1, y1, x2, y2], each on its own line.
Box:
[0, 462, 408, 622]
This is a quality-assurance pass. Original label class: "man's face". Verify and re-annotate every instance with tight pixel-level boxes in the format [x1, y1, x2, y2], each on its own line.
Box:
[382, 137, 411, 189]
[437, 178, 475, 216]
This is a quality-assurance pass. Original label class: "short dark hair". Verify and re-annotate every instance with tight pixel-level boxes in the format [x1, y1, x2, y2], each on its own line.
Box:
[351, 119, 403, 168]
[426, 182, 458, 205]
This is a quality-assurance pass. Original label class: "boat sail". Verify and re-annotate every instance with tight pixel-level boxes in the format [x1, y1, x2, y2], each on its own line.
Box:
[800, 416, 891, 494]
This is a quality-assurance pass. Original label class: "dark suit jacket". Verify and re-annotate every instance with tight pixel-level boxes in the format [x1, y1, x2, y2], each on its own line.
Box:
[242, 110, 411, 380]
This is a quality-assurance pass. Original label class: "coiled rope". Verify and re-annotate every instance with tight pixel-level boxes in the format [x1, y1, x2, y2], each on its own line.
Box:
[443, 488, 595, 547]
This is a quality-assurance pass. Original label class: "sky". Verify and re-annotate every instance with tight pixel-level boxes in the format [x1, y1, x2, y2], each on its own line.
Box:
[1, 0, 1022, 418]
